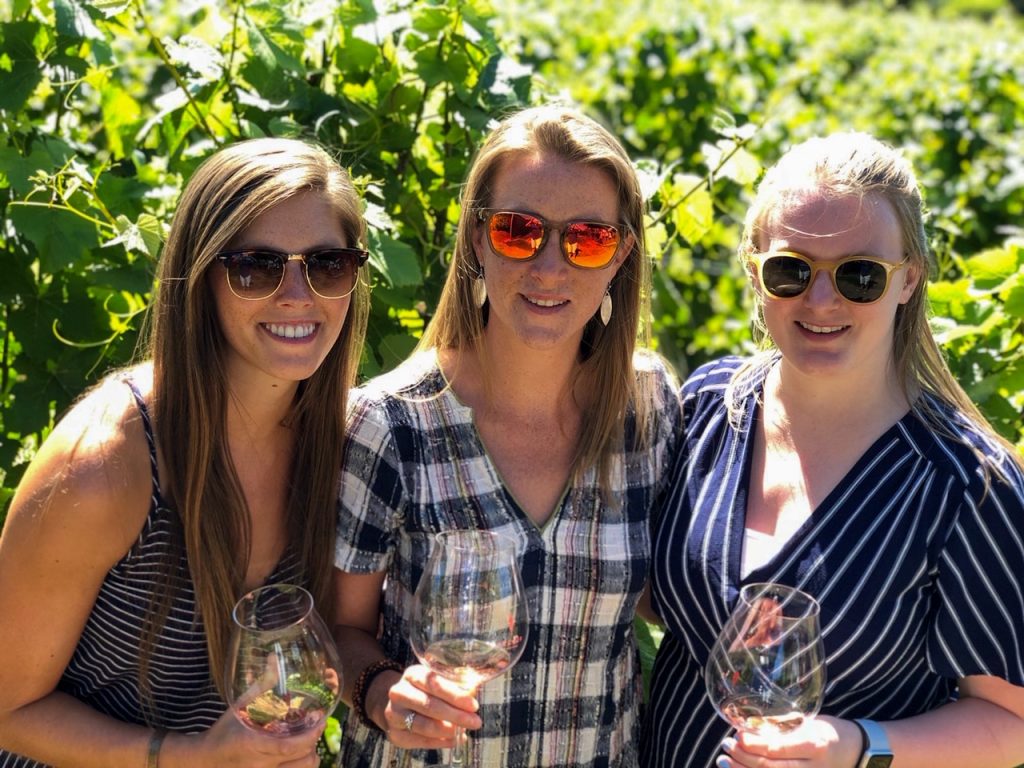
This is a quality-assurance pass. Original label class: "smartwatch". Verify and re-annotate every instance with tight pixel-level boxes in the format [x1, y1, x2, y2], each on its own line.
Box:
[854, 719, 894, 768]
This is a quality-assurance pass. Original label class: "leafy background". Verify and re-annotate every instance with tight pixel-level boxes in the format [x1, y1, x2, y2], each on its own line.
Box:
[1, 0, 1022, 760]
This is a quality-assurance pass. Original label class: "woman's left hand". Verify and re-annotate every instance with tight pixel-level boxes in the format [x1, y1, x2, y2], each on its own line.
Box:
[718, 716, 863, 768]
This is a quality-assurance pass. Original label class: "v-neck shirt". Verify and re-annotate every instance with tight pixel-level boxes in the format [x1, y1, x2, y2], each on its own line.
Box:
[335, 350, 681, 768]
[641, 355, 1024, 768]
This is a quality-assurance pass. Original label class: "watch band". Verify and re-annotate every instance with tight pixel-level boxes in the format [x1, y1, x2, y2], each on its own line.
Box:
[854, 718, 893, 768]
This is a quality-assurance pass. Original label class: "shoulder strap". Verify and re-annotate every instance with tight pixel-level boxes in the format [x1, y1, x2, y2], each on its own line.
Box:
[122, 377, 164, 498]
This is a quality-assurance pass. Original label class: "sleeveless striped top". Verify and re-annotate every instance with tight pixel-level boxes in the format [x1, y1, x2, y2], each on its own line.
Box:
[0, 379, 302, 767]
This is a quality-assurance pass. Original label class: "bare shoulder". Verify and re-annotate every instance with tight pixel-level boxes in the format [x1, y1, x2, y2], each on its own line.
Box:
[3, 364, 155, 565]
[0, 365, 156, 705]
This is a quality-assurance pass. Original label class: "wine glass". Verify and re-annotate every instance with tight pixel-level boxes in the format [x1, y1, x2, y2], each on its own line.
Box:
[705, 582, 825, 737]
[228, 583, 342, 737]
[409, 529, 530, 766]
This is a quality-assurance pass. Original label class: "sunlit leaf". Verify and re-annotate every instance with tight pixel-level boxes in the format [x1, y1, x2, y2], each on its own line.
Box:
[85, 0, 132, 18]
[964, 246, 1023, 291]
[367, 229, 422, 288]
[55, 0, 103, 41]
[412, 6, 452, 35]
[671, 174, 713, 246]
[103, 213, 164, 258]
[164, 35, 225, 82]
[0, 21, 45, 112]
[8, 204, 98, 272]
[1005, 285, 1024, 319]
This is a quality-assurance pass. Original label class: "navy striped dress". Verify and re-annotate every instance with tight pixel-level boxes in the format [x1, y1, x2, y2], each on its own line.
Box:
[0, 380, 301, 768]
[641, 356, 1024, 768]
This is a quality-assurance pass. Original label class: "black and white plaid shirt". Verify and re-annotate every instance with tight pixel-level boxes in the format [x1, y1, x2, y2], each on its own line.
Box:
[335, 350, 681, 767]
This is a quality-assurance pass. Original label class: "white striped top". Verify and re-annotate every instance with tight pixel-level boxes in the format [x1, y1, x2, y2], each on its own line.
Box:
[641, 356, 1024, 768]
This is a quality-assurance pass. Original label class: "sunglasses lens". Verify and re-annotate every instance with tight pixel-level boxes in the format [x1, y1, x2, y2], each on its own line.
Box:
[306, 250, 361, 298]
[225, 252, 284, 298]
[488, 212, 544, 259]
[564, 222, 620, 268]
[834, 260, 888, 303]
[761, 255, 812, 298]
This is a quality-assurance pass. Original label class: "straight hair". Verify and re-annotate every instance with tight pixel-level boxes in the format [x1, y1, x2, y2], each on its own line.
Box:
[143, 138, 369, 704]
[420, 105, 657, 491]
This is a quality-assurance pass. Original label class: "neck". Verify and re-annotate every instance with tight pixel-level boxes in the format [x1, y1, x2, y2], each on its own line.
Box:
[766, 358, 909, 436]
[224, 379, 298, 443]
[446, 337, 581, 419]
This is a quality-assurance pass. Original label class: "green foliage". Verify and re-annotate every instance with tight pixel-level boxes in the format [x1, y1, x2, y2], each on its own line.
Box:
[1, 0, 1022, 760]
[4, 0, 1020, 520]
[497, 0, 1024, 444]
[0, 0, 532, 519]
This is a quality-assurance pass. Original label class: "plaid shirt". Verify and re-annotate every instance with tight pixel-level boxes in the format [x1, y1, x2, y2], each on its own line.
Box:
[335, 351, 681, 768]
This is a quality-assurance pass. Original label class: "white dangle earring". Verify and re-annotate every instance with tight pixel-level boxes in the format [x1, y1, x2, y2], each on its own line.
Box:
[599, 285, 613, 326]
[473, 266, 488, 309]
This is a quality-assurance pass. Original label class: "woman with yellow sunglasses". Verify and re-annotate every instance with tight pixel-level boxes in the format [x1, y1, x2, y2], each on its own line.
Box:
[643, 132, 1024, 768]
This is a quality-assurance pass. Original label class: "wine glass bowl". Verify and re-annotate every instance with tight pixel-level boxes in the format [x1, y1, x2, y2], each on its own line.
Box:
[409, 529, 529, 765]
[228, 583, 341, 737]
[705, 582, 825, 736]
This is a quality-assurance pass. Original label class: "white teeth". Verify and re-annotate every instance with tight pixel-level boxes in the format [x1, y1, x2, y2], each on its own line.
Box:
[526, 297, 567, 307]
[799, 321, 845, 334]
[265, 323, 316, 339]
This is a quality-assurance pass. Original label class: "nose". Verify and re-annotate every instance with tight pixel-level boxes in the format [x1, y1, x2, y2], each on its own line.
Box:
[275, 259, 315, 304]
[530, 230, 568, 276]
[804, 266, 840, 306]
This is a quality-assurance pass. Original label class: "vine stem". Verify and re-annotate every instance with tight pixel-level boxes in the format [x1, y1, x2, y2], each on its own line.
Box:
[7, 201, 115, 232]
[648, 135, 753, 228]
[1, 303, 9, 404]
[133, 0, 222, 145]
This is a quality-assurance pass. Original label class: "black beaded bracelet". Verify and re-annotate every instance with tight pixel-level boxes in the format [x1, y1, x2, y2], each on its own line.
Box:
[352, 658, 404, 732]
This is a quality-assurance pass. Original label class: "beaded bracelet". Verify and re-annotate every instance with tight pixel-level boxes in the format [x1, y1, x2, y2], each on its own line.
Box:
[352, 658, 404, 732]
[146, 728, 167, 768]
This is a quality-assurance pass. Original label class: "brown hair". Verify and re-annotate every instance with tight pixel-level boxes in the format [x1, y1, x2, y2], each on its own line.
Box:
[420, 105, 657, 489]
[144, 137, 369, 703]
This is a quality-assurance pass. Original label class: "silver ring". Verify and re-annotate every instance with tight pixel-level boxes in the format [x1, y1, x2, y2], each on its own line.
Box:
[403, 711, 416, 731]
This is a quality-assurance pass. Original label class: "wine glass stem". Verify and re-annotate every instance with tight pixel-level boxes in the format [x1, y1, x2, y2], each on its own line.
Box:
[451, 725, 467, 766]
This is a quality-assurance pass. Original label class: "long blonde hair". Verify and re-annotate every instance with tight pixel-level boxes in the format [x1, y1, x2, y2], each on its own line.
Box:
[731, 131, 1022, 472]
[145, 138, 369, 702]
[420, 105, 656, 490]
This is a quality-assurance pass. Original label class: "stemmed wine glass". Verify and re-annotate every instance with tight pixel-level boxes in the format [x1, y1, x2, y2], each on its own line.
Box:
[705, 582, 826, 737]
[409, 529, 530, 766]
[228, 583, 342, 737]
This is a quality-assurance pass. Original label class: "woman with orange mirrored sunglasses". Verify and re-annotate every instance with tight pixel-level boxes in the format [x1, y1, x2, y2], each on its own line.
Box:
[333, 105, 682, 768]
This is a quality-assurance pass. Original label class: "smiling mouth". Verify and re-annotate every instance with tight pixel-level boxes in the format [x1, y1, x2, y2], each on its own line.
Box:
[263, 323, 317, 339]
[798, 321, 848, 334]
[524, 296, 568, 308]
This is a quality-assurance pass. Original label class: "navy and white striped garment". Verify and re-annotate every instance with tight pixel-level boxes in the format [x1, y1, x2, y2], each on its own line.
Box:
[335, 350, 681, 768]
[641, 356, 1024, 768]
[0, 379, 301, 768]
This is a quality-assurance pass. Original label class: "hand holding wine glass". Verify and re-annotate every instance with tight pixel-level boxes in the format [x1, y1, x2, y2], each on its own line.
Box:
[705, 582, 825, 738]
[228, 583, 342, 738]
[409, 529, 529, 766]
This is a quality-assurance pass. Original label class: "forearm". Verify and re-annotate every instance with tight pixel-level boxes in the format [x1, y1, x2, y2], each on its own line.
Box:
[0, 691, 153, 768]
[334, 623, 405, 732]
[886, 696, 1024, 768]
[335, 624, 393, 704]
